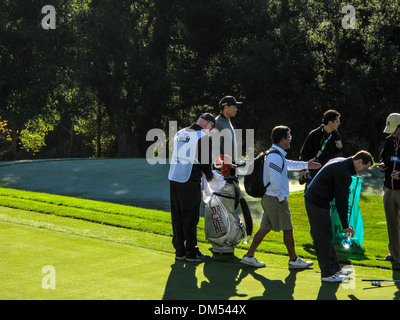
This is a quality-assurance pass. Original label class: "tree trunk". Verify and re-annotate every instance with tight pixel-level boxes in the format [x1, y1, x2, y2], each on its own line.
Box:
[96, 103, 102, 158]
[11, 132, 19, 160]
[115, 122, 141, 158]
[69, 121, 74, 158]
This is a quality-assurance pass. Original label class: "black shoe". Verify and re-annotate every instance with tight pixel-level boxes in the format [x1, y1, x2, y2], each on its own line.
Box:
[185, 250, 211, 262]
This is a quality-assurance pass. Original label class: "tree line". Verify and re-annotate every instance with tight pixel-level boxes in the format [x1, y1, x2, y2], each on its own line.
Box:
[1, 0, 399, 161]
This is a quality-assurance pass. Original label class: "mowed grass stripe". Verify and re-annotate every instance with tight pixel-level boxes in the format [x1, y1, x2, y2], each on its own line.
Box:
[0, 187, 171, 222]
[0, 188, 210, 243]
[0, 195, 175, 237]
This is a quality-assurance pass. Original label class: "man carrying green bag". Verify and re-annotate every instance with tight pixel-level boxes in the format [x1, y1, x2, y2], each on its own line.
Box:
[331, 176, 364, 248]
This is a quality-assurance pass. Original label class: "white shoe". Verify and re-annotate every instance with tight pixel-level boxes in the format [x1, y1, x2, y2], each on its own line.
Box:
[288, 257, 313, 269]
[241, 255, 265, 268]
[321, 274, 349, 282]
[336, 269, 353, 276]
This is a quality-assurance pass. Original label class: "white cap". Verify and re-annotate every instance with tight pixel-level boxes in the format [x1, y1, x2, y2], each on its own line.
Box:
[384, 113, 400, 134]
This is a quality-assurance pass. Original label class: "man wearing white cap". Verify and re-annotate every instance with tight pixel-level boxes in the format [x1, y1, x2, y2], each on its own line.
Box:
[378, 113, 400, 262]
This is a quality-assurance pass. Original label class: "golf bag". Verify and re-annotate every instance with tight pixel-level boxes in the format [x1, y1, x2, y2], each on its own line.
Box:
[203, 159, 253, 254]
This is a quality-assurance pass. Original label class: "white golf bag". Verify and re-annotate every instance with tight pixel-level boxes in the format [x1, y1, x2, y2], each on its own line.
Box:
[203, 171, 252, 254]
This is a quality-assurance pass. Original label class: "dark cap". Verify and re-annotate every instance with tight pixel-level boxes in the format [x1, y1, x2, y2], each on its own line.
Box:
[219, 96, 243, 108]
[200, 113, 215, 125]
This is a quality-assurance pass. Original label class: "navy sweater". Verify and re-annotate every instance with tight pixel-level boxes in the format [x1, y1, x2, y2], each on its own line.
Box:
[304, 157, 356, 229]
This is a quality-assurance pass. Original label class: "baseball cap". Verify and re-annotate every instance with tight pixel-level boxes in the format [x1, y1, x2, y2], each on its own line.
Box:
[200, 113, 215, 125]
[384, 113, 400, 133]
[219, 96, 243, 108]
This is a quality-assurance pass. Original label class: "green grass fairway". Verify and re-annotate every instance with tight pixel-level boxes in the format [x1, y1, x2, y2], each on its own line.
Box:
[1, 221, 171, 300]
[0, 187, 400, 300]
[2, 220, 400, 300]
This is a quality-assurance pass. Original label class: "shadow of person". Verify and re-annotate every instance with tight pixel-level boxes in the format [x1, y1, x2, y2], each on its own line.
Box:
[304, 243, 346, 300]
[248, 268, 306, 300]
[199, 254, 249, 299]
[163, 260, 202, 300]
[392, 262, 400, 300]
[317, 281, 341, 300]
[163, 255, 248, 300]
[303, 243, 316, 256]
[163, 254, 307, 300]
[334, 244, 367, 263]
[162, 254, 267, 300]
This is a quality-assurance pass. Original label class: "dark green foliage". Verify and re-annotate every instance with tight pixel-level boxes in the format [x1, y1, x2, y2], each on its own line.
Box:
[1, 0, 399, 159]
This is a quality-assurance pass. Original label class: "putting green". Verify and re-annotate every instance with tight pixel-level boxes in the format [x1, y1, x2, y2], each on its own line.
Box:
[1, 219, 399, 300]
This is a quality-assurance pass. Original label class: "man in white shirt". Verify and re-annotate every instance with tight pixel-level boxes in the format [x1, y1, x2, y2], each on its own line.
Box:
[241, 125, 321, 268]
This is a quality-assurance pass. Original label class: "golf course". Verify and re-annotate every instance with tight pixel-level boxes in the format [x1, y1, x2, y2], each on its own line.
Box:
[1, 159, 399, 301]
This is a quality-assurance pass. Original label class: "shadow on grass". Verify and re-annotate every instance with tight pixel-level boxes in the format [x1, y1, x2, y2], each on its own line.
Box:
[163, 255, 253, 300]
[392, 264, 400, 300]
[303, 243, 368, 264]
[162, 254, 341, 300]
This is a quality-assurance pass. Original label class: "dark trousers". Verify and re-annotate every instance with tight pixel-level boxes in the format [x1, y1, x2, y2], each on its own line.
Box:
[305, 199, 341, 278]
[169, 180, 201, 257]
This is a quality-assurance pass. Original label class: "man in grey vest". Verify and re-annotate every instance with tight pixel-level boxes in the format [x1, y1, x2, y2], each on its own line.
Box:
[169, 113, 215, 262]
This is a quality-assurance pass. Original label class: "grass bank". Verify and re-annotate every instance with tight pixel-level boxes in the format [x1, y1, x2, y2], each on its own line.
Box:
[0, 187, 394, 269]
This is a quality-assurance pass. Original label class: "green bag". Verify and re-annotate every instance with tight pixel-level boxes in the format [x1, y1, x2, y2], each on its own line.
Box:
[330, 176, 364, 247]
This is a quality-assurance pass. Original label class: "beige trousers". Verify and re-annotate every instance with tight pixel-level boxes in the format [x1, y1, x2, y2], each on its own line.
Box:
[383, 187, 400, 262]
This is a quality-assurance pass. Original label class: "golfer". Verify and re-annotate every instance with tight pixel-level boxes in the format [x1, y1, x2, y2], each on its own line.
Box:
[304, 151, 373, 282]
[168, 113, 215, 262]
[241, 126, 321, 268]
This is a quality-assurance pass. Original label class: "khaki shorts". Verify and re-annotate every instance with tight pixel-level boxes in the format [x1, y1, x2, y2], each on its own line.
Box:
[260, 195, 293, 232]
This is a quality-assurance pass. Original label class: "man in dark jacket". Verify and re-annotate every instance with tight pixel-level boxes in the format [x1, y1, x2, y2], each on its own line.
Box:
[299, 110, 343, 186]
[168, 113, 215, 262]
[304, 151, 373, 282]
[378, 113, 400, 262]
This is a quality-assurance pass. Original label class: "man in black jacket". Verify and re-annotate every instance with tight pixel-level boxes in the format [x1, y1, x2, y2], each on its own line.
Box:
[299, 110, 343, 186]
[304, 151, 373, 282]
[168, 113, 215, 262]
[378, 113, 400, 262]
